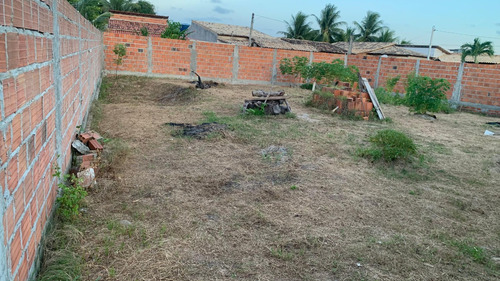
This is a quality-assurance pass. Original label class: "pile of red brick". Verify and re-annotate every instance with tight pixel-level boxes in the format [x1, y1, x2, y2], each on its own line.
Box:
[315, 82, 374, 120]
[73, 131, 104, 174]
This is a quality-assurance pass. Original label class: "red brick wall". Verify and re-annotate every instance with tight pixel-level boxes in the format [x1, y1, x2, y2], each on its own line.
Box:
[0, 0, 104, 280]
[108, 12, 168, 37]
[102, 32, 500, 115]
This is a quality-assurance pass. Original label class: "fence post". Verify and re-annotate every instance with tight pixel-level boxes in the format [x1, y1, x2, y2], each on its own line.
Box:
[52, 0, 63, 169]
[147, 37, 153, 74]
[232, 45, 239, 83]
[451, 62, 465, 107]
[415, 59, 420, 76]
[271, 49, 277, 84]
[189, 41, 197, 77]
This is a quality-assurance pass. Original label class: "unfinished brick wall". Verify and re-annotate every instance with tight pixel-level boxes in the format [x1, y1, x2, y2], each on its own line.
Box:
[0, 0, 104, 280]
[108, 11, 168, 37]
[103, 32, 500, 115]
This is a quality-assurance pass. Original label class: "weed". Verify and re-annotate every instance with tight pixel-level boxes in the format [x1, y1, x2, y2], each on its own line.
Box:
[284, 111, 297, 119]
[270, 246, 294, 261]
[358, 129, 417, 162]
[245, 102, 267, 116]
[290, 185, 297, 190]
[375, 87, 406, 105]
[53, 165, 87, 222]
[109, 267, 117, 277]
[385, 75, 401, 93]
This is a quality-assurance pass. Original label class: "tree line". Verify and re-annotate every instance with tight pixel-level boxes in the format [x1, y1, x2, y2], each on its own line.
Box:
[280, 4, 410, 44]
[68, 0, 156, 30]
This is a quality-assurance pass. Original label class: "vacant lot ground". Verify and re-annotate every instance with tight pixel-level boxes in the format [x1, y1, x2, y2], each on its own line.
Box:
[78, 76, 499, 280]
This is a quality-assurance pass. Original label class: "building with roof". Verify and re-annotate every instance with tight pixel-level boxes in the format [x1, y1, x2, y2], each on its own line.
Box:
[437, 54, 500, 64]
[398, 44, 452, 58]
[107, 10, 169, 37]
[331, 42, 426, 58]
[187, 20, 274, 45]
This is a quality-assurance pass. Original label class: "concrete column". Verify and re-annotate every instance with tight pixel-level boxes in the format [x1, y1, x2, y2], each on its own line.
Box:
[147, 37, 153, 74]
[52, 0, 63, 169]
[271, 49, 277, 84]
[374, 56, 383, 88]
[231, 45, 239, 82]
[415, 60, 420, 76]
[189, 41, 197, 76]
[0, 192, 8, 280]
[451, 62, 465, 106]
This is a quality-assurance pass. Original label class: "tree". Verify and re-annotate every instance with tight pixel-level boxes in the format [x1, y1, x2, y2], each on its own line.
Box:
[129, 0, 155, 14]
[460, 38, 494, 63]
[161, 20, 190, 40]
[106, 0, 133, 11]
[354, 11, 385, 42]
[70, 0, 110, 30]
[280, 12, 315, 40]
[376, 28, 397, 43]
[399, 39, 412, 45]
[334, 26, 358, 42]
[113, 43, 127, 77]
[313, 4, 344, 43]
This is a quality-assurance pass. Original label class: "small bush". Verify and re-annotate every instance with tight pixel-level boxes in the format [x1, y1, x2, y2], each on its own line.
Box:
[385, 75, 401, 93]
[359, 129, 417, 162]
[53, 166, 87, 222]
[300, 83, 314, 90]
[375, 88, 406, 105]
[405, 74, 450, 114]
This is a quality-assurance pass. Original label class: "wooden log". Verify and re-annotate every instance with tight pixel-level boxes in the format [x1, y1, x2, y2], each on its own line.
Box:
[252, 90, 285, 97]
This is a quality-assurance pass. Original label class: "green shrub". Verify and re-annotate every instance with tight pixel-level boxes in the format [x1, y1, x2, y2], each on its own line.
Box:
[385, 75, 401, 93]
[53, 166, 87, 222]
[359, 129, 417, 162]
[375, 88, 406, 105]
[161, 20, 191, 40]
[279, 57, 359, 85]
[300, 83, 314, 90]
[405, 74, 450, 114]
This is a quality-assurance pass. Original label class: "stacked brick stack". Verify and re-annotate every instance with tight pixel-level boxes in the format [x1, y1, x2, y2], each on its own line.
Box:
[74, 131, 103, 173]
[316, 82, 374, 119]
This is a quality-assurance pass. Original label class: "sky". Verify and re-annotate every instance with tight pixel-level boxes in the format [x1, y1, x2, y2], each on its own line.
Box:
[149, 0, 500, 51]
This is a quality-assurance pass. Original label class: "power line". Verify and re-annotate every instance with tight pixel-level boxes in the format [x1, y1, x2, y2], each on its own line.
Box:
[254, 14, 286, 24]
[436, 29, 500, 40]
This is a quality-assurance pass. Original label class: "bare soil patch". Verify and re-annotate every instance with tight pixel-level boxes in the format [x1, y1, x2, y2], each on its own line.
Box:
[78, 75, 500, 280]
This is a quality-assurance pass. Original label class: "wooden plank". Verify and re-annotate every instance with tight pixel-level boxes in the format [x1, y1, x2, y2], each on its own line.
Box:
[245, 97, 287, 102]
[361, 77, 385, 120]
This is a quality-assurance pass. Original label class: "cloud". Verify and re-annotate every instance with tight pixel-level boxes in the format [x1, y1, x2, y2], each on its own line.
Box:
[211, 0, 222, 3]
[213, 6, 233, 14]
[497, 30, 500, 35]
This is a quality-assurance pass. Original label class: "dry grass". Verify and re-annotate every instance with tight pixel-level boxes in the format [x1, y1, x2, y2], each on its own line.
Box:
[75, 75, 499, 280]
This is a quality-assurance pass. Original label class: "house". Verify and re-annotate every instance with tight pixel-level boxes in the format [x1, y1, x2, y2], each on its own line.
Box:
[437, 53, 500, 64]
[331, 42, 426, 58]
[187, 20, 274, 45]
[398, 44, 452, 58]
[107, 10, 169, 37]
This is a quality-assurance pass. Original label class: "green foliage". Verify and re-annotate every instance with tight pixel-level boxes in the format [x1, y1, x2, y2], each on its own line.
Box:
[140, 26, 149, 36]
[246, 103, 267, 116]
[300, 83, 314, 90]
[279, 12, 316, 40]
[405, 73, 450, 114]
[161, 20, 190, 40]
[375, 88, 406, 105]
[313, 4, 344, 43]
[290, 185, 297, 190]
[385, 75, 400, 93]
[279, 56, 359, 84]
[53, 166, 87, 222]
[460, 37, 494, 63]
[113, 44, 126, 66]
[359, 129, 417, 162]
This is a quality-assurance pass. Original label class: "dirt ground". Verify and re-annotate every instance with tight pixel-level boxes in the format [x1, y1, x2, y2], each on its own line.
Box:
[79, 75, 499, 280]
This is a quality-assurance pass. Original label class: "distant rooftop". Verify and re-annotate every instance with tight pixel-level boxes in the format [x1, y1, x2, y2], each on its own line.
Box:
[331, 42, 426, 58]
[192, 20, 273, 39]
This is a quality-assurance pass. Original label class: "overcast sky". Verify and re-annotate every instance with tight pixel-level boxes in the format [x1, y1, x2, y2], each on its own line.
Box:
[148, 0, 500, 51]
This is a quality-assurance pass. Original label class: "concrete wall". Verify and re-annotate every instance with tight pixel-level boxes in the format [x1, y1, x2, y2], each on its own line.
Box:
[0, 0, 104, 280]
[104, 32, 500, 115]
[186, 22, 217, 43]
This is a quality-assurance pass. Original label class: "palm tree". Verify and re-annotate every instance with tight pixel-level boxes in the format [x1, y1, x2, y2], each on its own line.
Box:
[313, 4, 344, 43]
[280, 12, 315, 40]
[376, 28, 397, 42]
[334, 26, 358, 42]
[354, 11, 385, 42]
[106, 0, 133, 11]
[399, 39, 412, 45]
[460, 38, 494, 63]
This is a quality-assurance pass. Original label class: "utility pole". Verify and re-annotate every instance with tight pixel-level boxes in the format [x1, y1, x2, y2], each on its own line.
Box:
[427, 26, 436, 60]
[248, 13, 254, 47]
